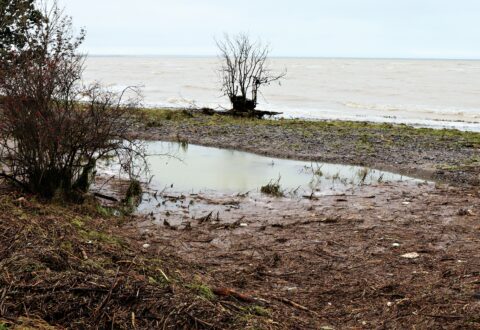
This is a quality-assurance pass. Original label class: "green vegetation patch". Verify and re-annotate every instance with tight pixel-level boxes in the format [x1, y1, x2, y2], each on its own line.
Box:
[187, 283, 215, 300]
[138, 108, 480, 149]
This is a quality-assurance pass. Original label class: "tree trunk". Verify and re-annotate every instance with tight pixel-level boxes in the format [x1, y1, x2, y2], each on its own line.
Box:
[230, 95, 256, 113]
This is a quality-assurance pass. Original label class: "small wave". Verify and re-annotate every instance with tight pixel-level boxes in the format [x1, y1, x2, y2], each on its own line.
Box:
[277, 109, 480, 132]
[166, 97, 196, 105]
[343, 102, 479, 117]
[182, 85, 216, 91]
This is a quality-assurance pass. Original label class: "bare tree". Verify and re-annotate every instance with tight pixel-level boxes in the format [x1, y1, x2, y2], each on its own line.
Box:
[0, 2, 145, 199]
[217, 33, 286, 116]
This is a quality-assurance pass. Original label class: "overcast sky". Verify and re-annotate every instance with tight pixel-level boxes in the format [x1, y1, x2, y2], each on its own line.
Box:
[57, 0, 480, 59]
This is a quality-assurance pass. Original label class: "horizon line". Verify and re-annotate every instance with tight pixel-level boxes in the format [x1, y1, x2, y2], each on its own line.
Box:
[86, 54, 480, 61]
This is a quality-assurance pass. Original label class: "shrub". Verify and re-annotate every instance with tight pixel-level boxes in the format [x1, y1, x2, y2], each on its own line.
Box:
[0, 2, 145, 199]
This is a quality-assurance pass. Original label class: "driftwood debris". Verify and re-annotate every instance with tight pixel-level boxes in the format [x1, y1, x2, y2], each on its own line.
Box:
[272, 296, 319, 316]
[199, 107, 282, 119]
[213, 287, 257, 303]
[93, 192, 119, 202]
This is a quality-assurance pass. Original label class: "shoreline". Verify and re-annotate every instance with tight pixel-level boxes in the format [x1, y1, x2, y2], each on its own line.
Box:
[85, 56, 480, 133]
[139, 105, 480, 133]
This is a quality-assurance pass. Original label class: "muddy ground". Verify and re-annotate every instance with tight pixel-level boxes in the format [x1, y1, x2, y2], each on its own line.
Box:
[118, 110, 480, 328]
[2, 110, 480, 329]
[0, 187, 282, 329]
[118, 181, 480, 329]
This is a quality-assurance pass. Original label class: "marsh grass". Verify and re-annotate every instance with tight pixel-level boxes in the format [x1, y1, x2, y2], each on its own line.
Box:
[357, 167, 370, 184]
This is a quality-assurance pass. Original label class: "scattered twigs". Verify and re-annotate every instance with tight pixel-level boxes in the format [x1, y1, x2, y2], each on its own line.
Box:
[93, 192, 119, 202]
[225, 109, 283, 119]
[213, 287, 256, 303]
[423, 314, 463, 320]
[198, 211, 213, 224]
[272, 296, 319, 316]
[157, 268, 170, 283]
[93, 267, 121, 319]
[131, 312, 136, 328]
[187, 312, 214, 328]
[0, 224, 25, 258]
[80, 248, 88, 260]
[0, 285, 11, 315]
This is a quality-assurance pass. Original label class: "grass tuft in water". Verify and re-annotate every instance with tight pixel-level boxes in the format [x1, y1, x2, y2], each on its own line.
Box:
[260, 177, 284, 197]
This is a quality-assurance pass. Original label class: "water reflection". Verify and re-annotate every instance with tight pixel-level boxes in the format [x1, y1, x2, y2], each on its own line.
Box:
[143, 142, 421, 195]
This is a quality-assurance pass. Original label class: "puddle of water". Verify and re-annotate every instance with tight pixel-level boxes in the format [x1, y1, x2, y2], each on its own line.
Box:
[138, 141, 421, 195]
[99, 141, 428, 225]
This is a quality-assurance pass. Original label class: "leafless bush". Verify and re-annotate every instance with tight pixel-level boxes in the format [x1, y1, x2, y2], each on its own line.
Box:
[0, 2, 145, 199]
[217, 33, 286, 114]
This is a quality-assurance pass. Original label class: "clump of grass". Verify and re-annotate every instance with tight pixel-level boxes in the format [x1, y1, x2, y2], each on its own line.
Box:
[96, 205, 112, 217]
[140, 108, 195, 127]
[357, 167, 370, 183]
[79, 229, 124, 247]
[260, 177, 284, 197]
[377, 173, 385, 183]
[125, 180, 142, 200]
[303, 163, 323, 177]
[71, 217, 85, 228]
[187, 283, 215, 300]
[247, 305, 271, 317]
[175, 134, 189, 151]
[123, 180, 143, 211]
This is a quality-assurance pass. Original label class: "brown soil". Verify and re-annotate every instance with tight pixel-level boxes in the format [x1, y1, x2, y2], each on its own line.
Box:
[121, 181, 480, 329]
[3, 178, 479, 329]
